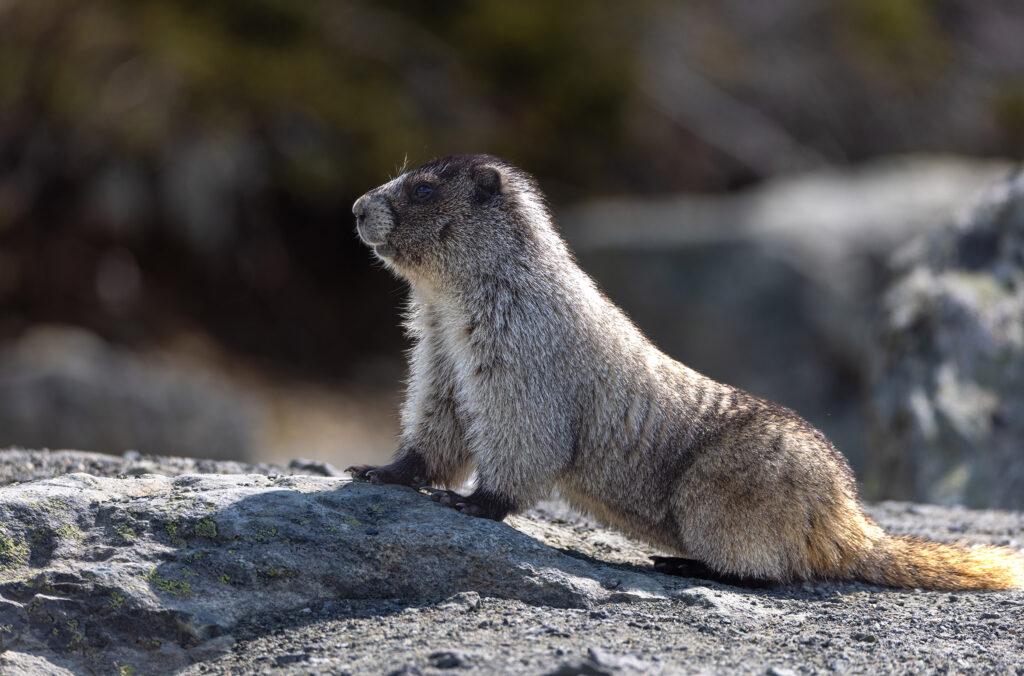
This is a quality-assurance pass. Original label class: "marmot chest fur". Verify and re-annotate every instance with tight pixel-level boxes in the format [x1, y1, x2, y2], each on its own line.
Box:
[348, 154, 1024, 590]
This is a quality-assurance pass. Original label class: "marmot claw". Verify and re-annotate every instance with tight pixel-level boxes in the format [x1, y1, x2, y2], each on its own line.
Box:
[345, 464, 424, 487]
[344, 465, 377, 482]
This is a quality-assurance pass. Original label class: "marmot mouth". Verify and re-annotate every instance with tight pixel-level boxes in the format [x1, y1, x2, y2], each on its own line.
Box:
[356, 224, 378, 243]
[372, 242, 396, 259]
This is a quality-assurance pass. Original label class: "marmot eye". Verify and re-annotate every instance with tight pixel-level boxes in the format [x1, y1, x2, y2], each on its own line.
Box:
[412, 184, 434, 201]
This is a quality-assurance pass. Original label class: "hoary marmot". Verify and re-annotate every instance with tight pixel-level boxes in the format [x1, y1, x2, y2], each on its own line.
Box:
[348, 154, 1024, 590]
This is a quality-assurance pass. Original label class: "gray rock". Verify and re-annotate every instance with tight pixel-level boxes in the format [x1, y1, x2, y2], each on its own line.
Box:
[0, 651, 77, 676]
[0, 472, 670, 674]
[766, 668, 797, 676]
[547, 646, 656, 676]
[438, 591, 482, 612]
[0, 326, 260, 461]
[868, 170, 1024, 508]
[0, 450, 1021, 675]
[0, 448, 289, 487]
[429, 650, 471, 669]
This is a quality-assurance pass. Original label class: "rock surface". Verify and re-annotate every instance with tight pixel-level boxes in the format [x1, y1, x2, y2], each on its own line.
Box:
[0, 449, 1022, 675]
[869, 170, 1024, 509]
[0, 447, 294, 487]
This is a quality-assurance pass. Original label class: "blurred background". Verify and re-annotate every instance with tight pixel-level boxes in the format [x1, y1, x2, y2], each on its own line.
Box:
[1, 0, 1022, 508]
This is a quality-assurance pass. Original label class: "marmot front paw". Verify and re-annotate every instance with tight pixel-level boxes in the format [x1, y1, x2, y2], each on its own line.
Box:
[345, 463, 425, 487]
[428, 487, 513, 521]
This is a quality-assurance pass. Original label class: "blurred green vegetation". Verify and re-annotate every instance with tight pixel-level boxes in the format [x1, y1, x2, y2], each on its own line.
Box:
[839, 0, 952, 87]
[0, 0, 641, 202]
[2, 0, 1020, 201]
[0, 0, 1022, 376]
[995, 85, 1024, 157]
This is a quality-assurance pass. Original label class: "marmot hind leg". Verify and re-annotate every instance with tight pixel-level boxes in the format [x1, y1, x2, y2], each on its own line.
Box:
[650, 556, 775, 588]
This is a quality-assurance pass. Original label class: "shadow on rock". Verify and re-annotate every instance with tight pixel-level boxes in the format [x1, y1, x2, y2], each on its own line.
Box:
[0, 474, 679, 674]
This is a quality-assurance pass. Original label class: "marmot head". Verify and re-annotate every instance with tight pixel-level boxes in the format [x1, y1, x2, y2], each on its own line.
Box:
[352, 154, 556, 285]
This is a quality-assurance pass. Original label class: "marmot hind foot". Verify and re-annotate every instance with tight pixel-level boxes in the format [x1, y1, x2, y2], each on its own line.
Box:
[651, 556, 775, 589]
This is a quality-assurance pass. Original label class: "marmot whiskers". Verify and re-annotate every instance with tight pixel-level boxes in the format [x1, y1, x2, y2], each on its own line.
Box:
[348, 154, 1024, 590]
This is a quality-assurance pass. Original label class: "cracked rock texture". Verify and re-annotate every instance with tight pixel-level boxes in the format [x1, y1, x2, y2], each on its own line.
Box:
[869, 171, 1024, 509]
[0, 449, 1022, 675]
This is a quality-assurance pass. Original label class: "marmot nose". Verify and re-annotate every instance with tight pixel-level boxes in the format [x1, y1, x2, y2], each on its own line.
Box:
[352, 195, 369, 223]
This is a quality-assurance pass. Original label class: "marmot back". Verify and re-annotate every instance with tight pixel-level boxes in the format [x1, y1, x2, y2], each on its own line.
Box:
[348, 154, 1024, 590]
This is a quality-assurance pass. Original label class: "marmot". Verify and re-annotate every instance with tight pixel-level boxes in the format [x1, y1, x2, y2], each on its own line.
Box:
[348, 154, 1024, 590]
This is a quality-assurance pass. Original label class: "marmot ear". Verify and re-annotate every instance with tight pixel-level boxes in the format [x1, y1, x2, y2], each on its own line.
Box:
[471, 165, 502, 204]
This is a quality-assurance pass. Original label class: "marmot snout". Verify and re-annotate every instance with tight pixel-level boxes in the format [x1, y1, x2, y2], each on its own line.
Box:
[353, 187, 396, 254]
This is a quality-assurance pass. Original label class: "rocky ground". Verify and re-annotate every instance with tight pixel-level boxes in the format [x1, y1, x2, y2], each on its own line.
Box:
[0, 449, 1022, 675]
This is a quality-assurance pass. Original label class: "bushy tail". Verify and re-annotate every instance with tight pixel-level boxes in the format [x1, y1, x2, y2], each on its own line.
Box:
[855, 535, 1024, 590]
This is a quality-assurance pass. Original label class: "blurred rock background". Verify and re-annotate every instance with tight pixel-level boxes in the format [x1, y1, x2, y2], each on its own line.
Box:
[0, 0, 1022, 506]
[869, 172, 1024, 509]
